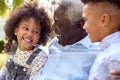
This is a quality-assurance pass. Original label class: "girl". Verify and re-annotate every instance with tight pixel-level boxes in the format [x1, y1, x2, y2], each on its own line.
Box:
[0, 2, 51, 80]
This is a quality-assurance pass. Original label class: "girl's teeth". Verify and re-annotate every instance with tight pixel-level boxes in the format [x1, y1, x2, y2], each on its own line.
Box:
[24, 38, 31, 42]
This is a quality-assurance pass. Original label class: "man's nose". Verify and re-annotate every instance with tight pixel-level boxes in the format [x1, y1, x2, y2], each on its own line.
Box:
[83, 24, 86, 30]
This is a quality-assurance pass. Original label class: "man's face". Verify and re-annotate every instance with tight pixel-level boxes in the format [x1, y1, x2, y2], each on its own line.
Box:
[53, 7, 77, 46]
[82, 4, 105, 42]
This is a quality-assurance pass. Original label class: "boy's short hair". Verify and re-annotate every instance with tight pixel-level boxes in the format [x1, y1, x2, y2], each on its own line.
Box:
[81, 0, 120, 8]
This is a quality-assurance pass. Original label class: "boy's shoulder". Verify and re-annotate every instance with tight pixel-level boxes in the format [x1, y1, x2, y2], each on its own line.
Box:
[104, 39, 120, 60]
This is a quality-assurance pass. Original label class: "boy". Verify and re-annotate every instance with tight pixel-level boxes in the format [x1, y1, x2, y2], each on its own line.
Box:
[81, 0, 120, 80]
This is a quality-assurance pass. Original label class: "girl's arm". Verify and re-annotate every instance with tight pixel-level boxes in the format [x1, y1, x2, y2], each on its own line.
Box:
[29, 51, 47, 80]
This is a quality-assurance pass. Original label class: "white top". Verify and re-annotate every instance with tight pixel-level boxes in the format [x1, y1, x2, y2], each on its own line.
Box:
[89, 32, 120, 80]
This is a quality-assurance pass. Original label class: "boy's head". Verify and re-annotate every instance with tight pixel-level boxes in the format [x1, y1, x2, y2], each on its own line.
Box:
[81, 0, 120, 42]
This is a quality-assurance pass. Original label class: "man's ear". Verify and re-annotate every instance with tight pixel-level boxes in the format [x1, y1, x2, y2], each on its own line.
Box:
[101, 13, 111, 28]
[76, 21, 84, 30]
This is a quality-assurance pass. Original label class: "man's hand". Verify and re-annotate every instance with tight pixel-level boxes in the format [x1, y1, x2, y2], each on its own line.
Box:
[107, 70, 120, 80]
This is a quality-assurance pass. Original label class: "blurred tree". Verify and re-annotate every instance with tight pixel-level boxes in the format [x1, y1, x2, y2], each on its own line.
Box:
[0, 0, 34, 18]
[0, 0, 9, 18]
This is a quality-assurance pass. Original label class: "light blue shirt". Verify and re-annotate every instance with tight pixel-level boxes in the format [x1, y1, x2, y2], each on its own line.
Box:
[89, 32, 120, 80]
[34, 36, 98, 80]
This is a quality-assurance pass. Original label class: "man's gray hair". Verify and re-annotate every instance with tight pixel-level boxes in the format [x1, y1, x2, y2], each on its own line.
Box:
[55, 0, 84, 26]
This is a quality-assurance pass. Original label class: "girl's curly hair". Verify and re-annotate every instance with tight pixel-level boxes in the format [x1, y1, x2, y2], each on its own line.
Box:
[4, 2, 51, 47]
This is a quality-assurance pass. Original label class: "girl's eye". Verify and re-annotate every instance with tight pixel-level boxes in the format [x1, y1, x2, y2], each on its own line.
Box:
[33, 30, 40, 34]
[23, 27, 28, 31]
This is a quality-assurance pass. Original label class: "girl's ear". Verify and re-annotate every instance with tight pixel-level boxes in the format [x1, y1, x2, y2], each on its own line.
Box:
[14, 27, 18, 36]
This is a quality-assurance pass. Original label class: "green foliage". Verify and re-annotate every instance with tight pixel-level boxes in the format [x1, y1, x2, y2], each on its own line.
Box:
[0, 0, 25, 18]
[0, 40, 5, 53]
[0, 0, 10, 17]
[12, 0, 36, 11]
[0, 52, 6, 69]
[0, 0, 37, 18]
[12, 0, 24, 11]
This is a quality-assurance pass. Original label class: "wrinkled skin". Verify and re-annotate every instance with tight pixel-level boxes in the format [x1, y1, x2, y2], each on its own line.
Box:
[53, 6, 87, 46]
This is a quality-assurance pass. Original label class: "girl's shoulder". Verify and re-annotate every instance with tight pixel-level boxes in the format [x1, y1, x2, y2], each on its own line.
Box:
[31, 47, 48, 63]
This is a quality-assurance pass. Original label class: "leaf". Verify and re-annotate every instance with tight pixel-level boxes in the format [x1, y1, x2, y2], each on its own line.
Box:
[0, 0, 9, 17]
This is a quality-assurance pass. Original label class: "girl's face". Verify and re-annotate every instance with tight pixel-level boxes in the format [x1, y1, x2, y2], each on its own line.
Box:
[14, 17, 41, 51]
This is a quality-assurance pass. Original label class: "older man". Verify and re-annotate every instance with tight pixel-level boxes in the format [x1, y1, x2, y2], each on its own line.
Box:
[34, 0, 98, 80]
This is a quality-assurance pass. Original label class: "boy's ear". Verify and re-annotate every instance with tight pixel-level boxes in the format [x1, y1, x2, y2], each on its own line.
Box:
[101, 13, 111, 27]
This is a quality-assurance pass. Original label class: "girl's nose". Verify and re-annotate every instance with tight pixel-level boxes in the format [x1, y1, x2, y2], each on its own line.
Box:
[27, 31, 33, 37]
